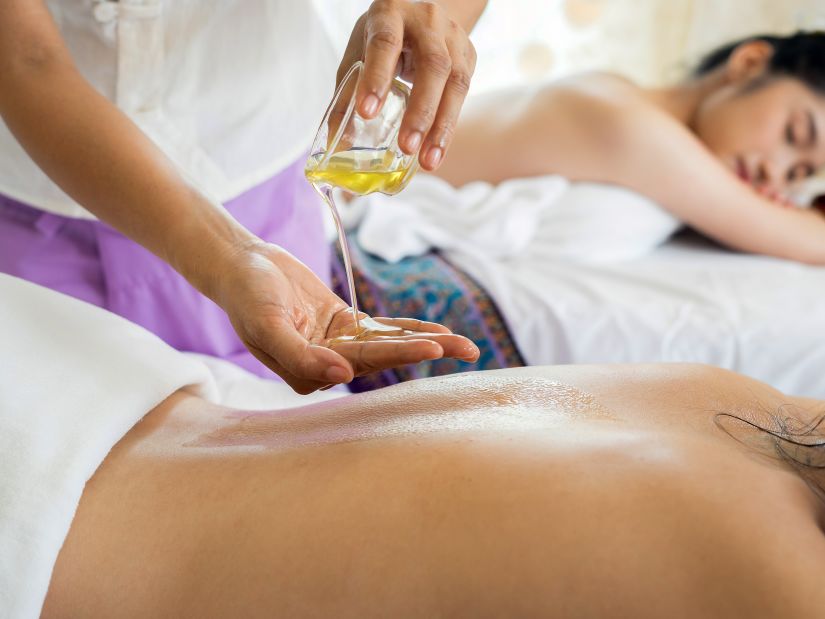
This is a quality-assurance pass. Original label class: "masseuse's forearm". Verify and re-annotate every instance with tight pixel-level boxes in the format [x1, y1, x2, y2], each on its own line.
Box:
[0, 6, 256, 299]
[431, 0, 487, 32]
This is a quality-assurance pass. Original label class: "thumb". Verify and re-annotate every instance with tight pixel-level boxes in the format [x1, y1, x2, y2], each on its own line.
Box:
[263, 317, 354, 384]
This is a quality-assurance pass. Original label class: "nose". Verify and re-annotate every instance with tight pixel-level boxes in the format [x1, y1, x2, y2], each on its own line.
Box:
[756, 153, 796, 192]
[755, 159, 779, 189]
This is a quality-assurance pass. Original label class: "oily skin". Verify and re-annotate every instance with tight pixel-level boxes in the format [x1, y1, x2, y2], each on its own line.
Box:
[188, 374, 615, 451]
[43, 364, 825, 618]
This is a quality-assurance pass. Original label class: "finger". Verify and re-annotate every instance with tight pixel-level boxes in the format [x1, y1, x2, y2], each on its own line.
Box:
[337, 329, 478, 361]
[262, 317, 355, 386]
[333, 338, 445, 374]
[244, 342, 330, 395]
[358, 3, 405, 119]
[405, 333, 479, 362]
[331, 15, 374, 149]
[372, 317, 453, 334]
[336, 15, 366, 86]
[327, 66, 360, 151]
[398, 30, 452, 157]
[418, 34, 474, 170]
[362, 330, 477, 354]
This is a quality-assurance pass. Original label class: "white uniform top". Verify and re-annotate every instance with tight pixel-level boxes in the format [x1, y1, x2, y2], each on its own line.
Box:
[0, 0, 354, 219]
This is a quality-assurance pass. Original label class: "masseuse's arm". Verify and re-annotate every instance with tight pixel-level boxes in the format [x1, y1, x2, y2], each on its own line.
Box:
[338, 0, 487, 171]
[0, 0, 479, 394]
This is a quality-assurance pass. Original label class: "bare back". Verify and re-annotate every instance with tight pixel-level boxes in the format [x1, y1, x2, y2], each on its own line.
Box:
[436, 73, 825, 264]
[437, 73, 646, 186]
[43, 364, 825, 617]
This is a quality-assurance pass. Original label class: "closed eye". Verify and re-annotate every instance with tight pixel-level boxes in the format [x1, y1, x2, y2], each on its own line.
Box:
[786, 111, 818, 149]
[786, 122, 796, 146]
[788, 162, 816, 182]
[807, 110, 818, 148]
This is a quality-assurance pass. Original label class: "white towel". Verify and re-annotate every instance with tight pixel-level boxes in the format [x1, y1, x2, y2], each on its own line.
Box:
[347, 174, 682, 367]
[351, 173, 681, 263]
[0, 275, 345, 618]
[0, 274, 217, 617]
[187, 352, 346, 411]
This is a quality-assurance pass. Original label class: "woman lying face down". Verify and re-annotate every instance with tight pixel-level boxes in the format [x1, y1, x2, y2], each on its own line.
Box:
[691, 34, 825, 197]
[44, 363, 825, 617]
[436, 32, 825, 264]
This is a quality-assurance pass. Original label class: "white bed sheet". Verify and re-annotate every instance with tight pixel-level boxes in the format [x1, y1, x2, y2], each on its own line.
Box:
[452, 233, 825, 398]
[349, 173, 825, 398]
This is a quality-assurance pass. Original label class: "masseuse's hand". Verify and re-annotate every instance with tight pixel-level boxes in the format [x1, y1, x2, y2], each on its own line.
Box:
[216, 242, 480, 394]
[338, 0, 478, 171]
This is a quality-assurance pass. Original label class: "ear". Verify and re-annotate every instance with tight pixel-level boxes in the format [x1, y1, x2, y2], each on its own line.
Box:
[724, 40, 774, 84]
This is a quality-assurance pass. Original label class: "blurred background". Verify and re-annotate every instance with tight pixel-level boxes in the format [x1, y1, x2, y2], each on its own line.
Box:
[468, 0, 825, 93]
[320, 0, 825, 94]
[317, 0, 825, 197]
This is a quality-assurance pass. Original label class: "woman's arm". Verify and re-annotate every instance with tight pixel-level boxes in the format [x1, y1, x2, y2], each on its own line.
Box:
[0, 1, 479, 392]
[444, 79, 825, 264]
[598, 97, 825, 264]
[0, 1, 253, 291]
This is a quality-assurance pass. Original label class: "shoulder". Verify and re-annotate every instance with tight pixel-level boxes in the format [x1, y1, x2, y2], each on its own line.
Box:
[543, 363, 788, 400]
[637, 364, 809, 418]
[538, 72, 658, 117]
[529, 72, 681, 158]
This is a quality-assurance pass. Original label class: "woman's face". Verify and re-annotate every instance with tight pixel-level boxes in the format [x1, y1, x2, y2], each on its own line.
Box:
[692, 75, 825, 196]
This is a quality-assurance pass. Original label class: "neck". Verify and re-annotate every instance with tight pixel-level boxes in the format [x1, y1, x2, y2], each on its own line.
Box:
[647, 72, 725, 130]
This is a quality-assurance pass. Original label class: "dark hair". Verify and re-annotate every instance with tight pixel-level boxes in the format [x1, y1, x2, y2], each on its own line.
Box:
[715, 408, 825, 501]
[694, 31, 825, 95]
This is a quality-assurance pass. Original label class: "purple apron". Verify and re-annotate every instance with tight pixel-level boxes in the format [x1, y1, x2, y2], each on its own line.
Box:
[0, 156, 329, 378]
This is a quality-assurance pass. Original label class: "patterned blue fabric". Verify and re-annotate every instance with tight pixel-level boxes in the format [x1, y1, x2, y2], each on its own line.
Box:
[331, 235, 524, 392]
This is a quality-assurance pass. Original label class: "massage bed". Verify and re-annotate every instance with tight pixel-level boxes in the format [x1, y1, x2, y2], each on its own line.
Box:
[340, 174, 825, 397]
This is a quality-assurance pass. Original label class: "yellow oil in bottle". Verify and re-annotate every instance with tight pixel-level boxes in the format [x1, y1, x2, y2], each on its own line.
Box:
[305, 149, 412, 196]
[306, 148, 417, 344]
[304, 149, 414, 346]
